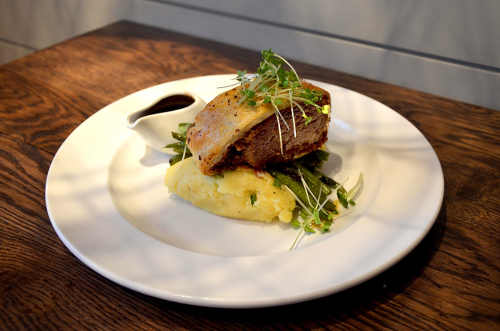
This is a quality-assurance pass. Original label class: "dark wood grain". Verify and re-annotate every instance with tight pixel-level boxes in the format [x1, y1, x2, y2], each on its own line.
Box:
[0, 21, 498, 330]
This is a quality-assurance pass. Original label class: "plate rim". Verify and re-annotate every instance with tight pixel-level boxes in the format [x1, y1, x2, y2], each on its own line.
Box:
[45, 75, 444, 308]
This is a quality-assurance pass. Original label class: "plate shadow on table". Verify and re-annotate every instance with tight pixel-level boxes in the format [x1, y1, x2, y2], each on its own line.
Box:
[116, 196, 448, 326]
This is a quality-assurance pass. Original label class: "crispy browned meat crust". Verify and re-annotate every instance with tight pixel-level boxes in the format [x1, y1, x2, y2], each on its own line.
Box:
[188, 81, 331, 175]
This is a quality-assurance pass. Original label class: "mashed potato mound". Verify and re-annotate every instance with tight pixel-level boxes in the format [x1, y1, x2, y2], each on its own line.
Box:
[165, 157, 295, 222]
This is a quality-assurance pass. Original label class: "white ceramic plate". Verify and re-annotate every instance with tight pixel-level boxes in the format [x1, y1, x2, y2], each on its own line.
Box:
[45, 75, 443, 308]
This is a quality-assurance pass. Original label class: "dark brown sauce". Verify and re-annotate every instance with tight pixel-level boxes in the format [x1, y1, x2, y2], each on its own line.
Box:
[130, 94, 195, 122]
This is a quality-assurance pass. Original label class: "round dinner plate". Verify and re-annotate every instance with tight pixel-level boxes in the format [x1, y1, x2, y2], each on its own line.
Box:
[45, 75, 444, 308]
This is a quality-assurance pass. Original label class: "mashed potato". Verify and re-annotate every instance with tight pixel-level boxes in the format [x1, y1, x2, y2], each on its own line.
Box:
[165, 157, 295, 222]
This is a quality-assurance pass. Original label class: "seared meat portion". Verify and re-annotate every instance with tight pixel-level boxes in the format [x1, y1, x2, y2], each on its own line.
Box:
[217, 86, 329, 170]
[187, 81, 330, 175]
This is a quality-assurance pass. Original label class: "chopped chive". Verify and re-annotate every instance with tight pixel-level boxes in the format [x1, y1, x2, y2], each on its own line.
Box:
[337, 186, 349, 209]
[290, 219, 301, 229]
[250, 193, 257, 206]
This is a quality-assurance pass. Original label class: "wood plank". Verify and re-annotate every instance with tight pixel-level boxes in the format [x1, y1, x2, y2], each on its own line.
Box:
[0, 21, 498, 330]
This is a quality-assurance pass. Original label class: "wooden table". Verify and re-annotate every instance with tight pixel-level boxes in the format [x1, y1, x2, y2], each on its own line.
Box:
[1, 21, 498, 330]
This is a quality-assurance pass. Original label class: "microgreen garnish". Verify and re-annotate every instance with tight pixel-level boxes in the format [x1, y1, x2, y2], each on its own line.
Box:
[266, 150, 363, 250]
[236, 49, 330, 154]
[287, 166, 334, 250]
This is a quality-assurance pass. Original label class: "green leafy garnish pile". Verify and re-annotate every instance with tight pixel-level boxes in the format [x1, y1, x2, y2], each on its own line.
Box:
[267, 150, 363, 250]
[233, 49, 330, 153]
[165, 123, 192, 165]
[166, 126, 362, 250]
[237, 49, 330, 115]
[167, 47, 363, 250]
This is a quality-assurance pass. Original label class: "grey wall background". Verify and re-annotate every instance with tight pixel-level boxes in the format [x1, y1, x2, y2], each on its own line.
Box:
[1, 0, 499, 110]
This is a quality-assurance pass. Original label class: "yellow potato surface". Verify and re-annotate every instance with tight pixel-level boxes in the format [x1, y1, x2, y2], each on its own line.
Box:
[165, 157, 295, 222]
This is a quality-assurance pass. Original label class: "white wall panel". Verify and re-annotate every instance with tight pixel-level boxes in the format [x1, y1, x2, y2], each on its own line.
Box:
[0, 0, 133, 49]
[160, 0, 500, 70]
[132, 0, 500, 110]
[0, 40, 34, 65]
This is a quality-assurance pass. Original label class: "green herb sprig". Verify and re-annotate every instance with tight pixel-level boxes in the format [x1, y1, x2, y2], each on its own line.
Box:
[237, 50, 329, 116]
[267, 150, 363, 250]
[165, 123, 192, 165]
[235, 50, 330, 153]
